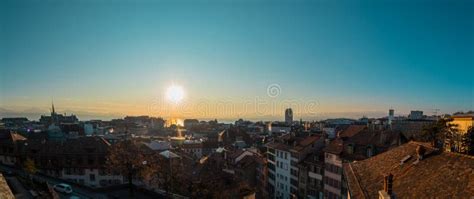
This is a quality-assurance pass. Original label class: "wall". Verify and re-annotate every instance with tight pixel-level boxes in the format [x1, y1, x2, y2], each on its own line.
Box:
[0, 155, 16, 166]
[61, 168, 123, 188]
[275, 149, 292, 199]
[324, 152, 342, 199]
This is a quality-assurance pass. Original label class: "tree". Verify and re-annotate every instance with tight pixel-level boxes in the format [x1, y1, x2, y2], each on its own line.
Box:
[140, 153, 190, 198]
[421, 118, 457, 149]
[106, 140, 149, 197]
[465, 126, 474, 155]
[23, 158, 38, 186]
[23, 158, 38, 175]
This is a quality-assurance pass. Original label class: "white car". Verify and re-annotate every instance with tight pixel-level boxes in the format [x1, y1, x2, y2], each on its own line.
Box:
[53, 183, 73, 194]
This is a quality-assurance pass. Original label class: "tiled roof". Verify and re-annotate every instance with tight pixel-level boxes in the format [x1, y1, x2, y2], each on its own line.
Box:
[267, 134, 321, 152]
[324, 138, 344, 154]
[229, 149, 245, 160]
[299, 135, 321, 147]
[22, 136, 111, 155]
[343, 141, 474, 199]
[0, 129, 26, 144]
[451, 114, 474, 119]
[345, 129, 400, 148]
[0, 174, 14, 199]
[236, 155, 258, 168]
[325, 128, 400, 159]
[338, 125, 366, 138]
[266, 142, 291, 151]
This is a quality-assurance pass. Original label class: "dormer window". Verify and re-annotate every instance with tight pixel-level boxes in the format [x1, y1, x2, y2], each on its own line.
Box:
[367, 145, 374, 157]
[347, 144, 354, 154]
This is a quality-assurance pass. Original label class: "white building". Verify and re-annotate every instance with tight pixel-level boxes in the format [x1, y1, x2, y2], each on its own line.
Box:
[267, 134, 324, 199]
[61, 168, 123, 187]
[323, 145, 343, 199]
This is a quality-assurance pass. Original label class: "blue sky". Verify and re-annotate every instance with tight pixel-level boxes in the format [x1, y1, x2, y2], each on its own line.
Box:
[1, 0, 473, 120]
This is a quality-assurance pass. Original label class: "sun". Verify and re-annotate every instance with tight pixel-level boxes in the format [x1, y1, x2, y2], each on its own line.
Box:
[166, 85, 185, 104]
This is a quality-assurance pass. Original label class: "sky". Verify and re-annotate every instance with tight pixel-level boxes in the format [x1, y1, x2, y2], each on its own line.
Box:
[1, 0, 473, 121]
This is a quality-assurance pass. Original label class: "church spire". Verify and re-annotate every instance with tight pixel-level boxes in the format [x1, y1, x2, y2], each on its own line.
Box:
[51, 100, 55, 115]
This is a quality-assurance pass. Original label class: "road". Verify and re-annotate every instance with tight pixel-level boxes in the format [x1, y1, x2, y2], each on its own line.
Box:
[0, 164, 107, 199]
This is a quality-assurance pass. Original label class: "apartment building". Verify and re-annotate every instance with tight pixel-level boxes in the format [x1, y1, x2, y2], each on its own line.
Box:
[267, 134, 324, 199]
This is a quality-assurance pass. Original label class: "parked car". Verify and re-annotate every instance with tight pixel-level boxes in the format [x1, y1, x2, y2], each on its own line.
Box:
[53, 183, 73, 194]
[3, 170, 15, 176]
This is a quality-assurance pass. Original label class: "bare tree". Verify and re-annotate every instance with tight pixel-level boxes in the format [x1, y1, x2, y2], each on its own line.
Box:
[106, 140, 148, 196]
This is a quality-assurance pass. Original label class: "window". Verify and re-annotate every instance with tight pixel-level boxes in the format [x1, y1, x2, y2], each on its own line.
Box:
[99, 169, 107, 176]
[325, 163, 341, 174]
[90, 174, 95, 181]
[100, 180, 108, 186]
[291, 178, 298, 186]
[291, 160, 298, 167]
[347, 144, 354, 154]
[283, 163, 288, 170]
[268, 154, 275, 161]
[291, 169, 298, 176]
[268, 162, 275, 170]
[325, 177, 341, 189]
[367, 146, 373, 157]
[88, 157, 94, 165]
[269, 148, 275, 154]
[269, 172, 275, 180]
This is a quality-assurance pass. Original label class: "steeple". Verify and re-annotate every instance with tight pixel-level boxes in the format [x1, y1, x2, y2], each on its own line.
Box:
[51, 100, 56, 115]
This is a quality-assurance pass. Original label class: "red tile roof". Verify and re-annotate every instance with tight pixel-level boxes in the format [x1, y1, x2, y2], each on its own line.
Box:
[324, 138, 344, 154]
[267, 135, 321, 152]
[343, 141, 474, 199]
[338, 125, 366, 138]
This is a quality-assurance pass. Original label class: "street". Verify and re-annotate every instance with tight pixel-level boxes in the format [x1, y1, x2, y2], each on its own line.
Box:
[0, 164, 107, 199]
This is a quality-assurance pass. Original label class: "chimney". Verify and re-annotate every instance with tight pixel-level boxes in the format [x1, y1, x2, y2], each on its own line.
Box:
[379, 173, 394, 199]
[416, 145, 426, 160]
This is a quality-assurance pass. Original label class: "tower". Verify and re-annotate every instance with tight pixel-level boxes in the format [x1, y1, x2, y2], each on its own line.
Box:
[388, 109, 394, 125]
[285, 108, 293, 125]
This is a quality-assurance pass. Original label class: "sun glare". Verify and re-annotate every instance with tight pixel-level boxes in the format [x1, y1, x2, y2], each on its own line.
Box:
[166, 85, 185, 104]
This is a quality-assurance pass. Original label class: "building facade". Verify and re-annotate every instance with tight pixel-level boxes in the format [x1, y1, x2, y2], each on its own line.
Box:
[267, 134, 324, 199]
[18, 137, 123, 188]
